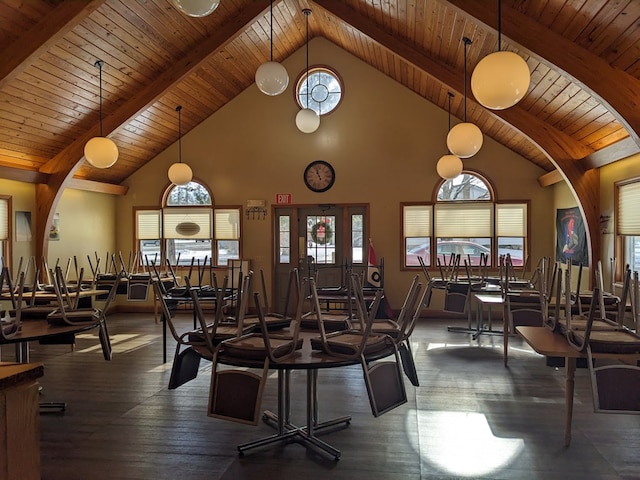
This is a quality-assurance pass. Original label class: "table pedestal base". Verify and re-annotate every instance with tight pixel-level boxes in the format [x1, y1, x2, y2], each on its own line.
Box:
[237, 369, 350, 461]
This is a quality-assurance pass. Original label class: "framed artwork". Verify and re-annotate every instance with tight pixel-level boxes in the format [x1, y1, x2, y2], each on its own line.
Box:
[556, 207, 588, 266]
[49, 212, 60, 241]
[15, 211, 32, 242]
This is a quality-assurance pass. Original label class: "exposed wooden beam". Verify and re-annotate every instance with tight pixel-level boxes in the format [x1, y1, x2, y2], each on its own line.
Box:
[35, 0, 271, 274]
[0, 1, 105, 90]
[538, 170, 563, 188]
[66, 178, 128, 196]
[314, 0, 600, 272]
[444, 0, 640, 149]
[313, 0, 592, 160]
[0, 166, 48, 184]
[581, 137, 640, 170]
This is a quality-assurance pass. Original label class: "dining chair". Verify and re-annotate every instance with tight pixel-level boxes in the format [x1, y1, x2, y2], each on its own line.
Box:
[0, 271, 24, 341]
[243, 269, 296, 332]
[205, 275, 305, 425]
[47, 266, 120, 361]
[152, 278, 214, 390]
[371, 274, 421, 340]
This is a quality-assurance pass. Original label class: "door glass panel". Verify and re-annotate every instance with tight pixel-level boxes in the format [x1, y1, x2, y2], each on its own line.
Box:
[352, 214, 364, 263]
[279, 215, 291, 264]
[307, 215, 336, 265]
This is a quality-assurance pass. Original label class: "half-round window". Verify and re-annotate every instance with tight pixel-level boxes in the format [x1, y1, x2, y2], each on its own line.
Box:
[296, 66, 343, 116]
[166, 181, 212, 206]
[437, 172, 492, 202]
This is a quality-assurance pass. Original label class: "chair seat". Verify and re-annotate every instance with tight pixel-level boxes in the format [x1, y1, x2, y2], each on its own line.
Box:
[187, 323, 254, 344]
[222, 334, 303, 360]
[301, 312, 350, 331]
[371, 320, 401, 338]
[310, 331, 390, 356]
[244, 314, 291, 331]
[47, 308, 100, 325]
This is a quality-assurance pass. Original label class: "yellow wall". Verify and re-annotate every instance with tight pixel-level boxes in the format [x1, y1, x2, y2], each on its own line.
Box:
[117, 38, 555, 307]
[0, 177, 115, 284]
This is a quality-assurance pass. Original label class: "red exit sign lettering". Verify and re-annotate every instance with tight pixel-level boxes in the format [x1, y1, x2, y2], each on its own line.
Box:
[275, 193, 291, 204]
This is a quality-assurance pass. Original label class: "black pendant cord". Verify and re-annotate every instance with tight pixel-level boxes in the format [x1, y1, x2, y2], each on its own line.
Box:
[447, 92, 453, 131]
[95, 60, 104, 137]
[269, 0, 274, 61]
[498, 0, 502, 52]
[303, 9, 311, 108]
[176, 105, 183, 164]
[462, 37, 472, 123]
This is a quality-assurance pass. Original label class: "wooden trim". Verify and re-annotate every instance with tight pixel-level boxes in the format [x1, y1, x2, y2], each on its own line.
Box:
[66, 178, 128, 196]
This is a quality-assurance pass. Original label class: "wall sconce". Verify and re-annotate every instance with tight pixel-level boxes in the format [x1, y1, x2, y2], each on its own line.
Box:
[246, 199, 267, 220]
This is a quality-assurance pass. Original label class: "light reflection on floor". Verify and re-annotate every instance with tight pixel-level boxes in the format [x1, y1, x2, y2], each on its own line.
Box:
[409, 409, 525, 477]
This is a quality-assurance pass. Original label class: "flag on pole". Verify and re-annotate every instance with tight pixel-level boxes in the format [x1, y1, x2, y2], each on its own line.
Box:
[367, 239, 382, 288]
[367, 239, 393, 318]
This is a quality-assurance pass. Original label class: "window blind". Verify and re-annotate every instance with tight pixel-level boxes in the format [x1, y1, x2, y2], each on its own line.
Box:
[618, 181, 640, 235]
[0, 199, 7, 241]
[435, 203, 492, 237]
[496, 203, 527, 237]
[215, 208, 240, 240]
[403, 205, 432, 237]
[136, 210, 161, 239]
[164, 208, 212, 239]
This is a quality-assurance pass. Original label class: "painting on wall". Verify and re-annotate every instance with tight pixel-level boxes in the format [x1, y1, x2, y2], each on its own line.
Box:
[556, 207, 588, 267]
[15, 211, 32, 242]
[49, 212, 60, 241]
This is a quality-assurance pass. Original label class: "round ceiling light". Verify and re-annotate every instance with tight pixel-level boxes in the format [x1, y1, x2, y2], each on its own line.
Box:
[436, 154, 463, 180]
[171, 0, 220, 17]
[447, 123, 484, 159]
[255, 61, 289, 96]
[84, 137, 119, 169]
[168, 162, 193, 186]
[295, 108, 320, 134]
[471, 51, 530, 110]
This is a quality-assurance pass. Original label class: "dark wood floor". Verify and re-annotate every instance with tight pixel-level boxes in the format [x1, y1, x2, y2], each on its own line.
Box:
[4, 312, 640, 480]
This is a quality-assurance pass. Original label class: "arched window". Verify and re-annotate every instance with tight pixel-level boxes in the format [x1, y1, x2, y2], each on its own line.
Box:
[402, 172, 528, 269]
[134, 180, 241, 267]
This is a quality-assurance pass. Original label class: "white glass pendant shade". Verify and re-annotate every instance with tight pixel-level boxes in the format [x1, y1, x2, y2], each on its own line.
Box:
[447, 122, 484, 159]
[168, 162, 193, 185]
[84, 136, 119, 169]
[171, 0, 220, 17]
[255, 61, 289, 96]
[296, 108, 320, 133]
[436, 154, 463, 180]
[471, 51, 530, 110]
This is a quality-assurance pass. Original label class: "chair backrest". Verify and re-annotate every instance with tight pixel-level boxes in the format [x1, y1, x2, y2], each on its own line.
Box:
[393, 276, 422, 333]
[400, 281, 430, 343]
[1, 272, 24, 340]
[152, 278, 183, 344]
[587, 345, 640, 414]
[505, 292, 544, 331]
[189, 275, 230, 353]
[443, 280, 470, 314]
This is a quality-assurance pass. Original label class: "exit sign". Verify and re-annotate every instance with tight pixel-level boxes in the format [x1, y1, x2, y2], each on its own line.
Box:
[275, 193, 291, 204]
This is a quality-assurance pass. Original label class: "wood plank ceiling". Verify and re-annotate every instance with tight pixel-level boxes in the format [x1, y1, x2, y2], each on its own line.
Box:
[0, 0, 639, 190]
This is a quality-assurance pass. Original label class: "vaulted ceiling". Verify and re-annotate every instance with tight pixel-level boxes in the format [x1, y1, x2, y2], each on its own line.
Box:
[1, 0, 639, 195]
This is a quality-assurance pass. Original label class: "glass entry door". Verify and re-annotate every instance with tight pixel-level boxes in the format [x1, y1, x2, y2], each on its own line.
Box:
[273, 205, 367, 314]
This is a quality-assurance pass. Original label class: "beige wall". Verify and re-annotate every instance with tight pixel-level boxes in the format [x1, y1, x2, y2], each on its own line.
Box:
[0, 179, 115, 285]
[118, 38, 555, 308]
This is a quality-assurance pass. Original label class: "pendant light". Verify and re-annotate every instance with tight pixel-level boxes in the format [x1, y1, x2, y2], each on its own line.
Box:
[447, 37, 483, 159]
[171, 0, 220, 17]
[295, 8, 320, 134]
[168, 105, 193, 186]
[471, 0, 530, 110]
[255, 0, 289, 96]
[84, 60, 119, 169]
[437, 93, 463, 180]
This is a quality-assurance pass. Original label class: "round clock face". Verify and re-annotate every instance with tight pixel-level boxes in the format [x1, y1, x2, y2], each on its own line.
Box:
[304, 160, 335, 193]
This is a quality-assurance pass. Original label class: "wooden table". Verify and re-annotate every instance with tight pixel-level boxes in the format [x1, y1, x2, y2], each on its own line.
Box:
[0, 362, 44, 480]
[516, 326, 640, 447]
[217, 330, 396, 460]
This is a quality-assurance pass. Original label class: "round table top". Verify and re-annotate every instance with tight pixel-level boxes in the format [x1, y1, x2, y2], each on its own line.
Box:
[1, 318, 100, 344]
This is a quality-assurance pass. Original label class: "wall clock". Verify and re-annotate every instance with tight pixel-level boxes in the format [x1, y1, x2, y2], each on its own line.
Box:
[304, 160, 335, 193]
